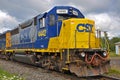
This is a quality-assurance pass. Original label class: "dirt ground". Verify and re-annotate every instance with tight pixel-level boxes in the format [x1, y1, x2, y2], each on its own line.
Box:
[110, 57, 120, 70]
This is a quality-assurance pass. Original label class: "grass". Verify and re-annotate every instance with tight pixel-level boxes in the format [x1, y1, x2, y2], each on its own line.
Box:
[108, 69, 120, 74]
[109, 51, 120, 57]
[107, 68, 120, 77]
[0, 68, 24, 80]
[106, 51, 120, 77]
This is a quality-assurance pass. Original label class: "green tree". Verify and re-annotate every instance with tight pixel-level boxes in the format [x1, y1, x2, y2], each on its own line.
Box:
[109, 37, 120, 51]
[100, 32, 109, 50]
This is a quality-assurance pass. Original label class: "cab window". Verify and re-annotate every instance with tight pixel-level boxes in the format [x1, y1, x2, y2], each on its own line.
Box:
[39, 18, 45, 28]
[58, 15, 77, 21]
[49, 15, 55, 26]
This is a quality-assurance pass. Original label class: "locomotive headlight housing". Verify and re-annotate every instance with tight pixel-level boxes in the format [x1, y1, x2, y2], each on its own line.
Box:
[56, 9, 68, 14]
[73, 10, 78, 16]
[81, 52, 85, 57]
[103, 52, 107, 57]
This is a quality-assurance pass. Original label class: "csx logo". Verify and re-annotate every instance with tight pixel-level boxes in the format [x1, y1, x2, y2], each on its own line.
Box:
[76, 24, 93, 32]
[38, 30, 46, 37]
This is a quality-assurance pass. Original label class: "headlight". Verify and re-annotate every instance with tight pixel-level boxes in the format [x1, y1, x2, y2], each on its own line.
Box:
[81, 52, 85, 57]
[103, 52, 107, 56]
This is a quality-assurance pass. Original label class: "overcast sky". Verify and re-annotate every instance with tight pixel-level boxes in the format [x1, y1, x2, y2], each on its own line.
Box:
[0, 0, 120, 38]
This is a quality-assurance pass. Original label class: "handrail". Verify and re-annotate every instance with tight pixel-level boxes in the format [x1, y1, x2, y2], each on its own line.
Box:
[85, 52, 108, 64]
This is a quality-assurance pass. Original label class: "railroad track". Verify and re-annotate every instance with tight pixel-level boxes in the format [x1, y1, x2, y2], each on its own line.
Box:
[24, 63, 120, 80]
[74, 75, 120, 80]
[1, 59, 120, 80]
[55, 73, 120, 80]
[95, 75, 120, 80]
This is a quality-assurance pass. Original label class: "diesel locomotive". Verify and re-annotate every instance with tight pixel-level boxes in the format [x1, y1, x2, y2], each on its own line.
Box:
[0, 6, 110, 77]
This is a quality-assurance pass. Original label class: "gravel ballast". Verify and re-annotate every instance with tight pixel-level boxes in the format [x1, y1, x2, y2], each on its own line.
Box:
[0, 57, 120, 80]
[0, 60, 68, 80]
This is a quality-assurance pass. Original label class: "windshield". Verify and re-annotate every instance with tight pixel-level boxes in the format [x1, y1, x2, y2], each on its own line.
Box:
[58, 15, 78, 21]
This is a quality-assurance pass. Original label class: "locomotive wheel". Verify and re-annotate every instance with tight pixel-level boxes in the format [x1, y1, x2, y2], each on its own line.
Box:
[5, 54, 10, 60]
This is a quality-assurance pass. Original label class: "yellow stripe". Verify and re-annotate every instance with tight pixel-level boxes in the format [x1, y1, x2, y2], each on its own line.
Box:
[6, 32, 11, 48]
[5, 50, 14, 52]
[4, 48, 60, 53]
[62, 68, 69, 71]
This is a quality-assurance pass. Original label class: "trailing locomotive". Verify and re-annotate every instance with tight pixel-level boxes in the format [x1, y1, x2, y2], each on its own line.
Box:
[0, 6, 110, 77]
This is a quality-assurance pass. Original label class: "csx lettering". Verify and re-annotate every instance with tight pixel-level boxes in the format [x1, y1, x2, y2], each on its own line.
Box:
[76, 24, 93, 32]
[38, 30, 46, 36]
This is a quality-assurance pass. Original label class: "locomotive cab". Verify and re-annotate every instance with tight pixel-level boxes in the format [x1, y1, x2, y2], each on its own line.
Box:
[46, 6, 84, 37]
[36, 6, 84, 48]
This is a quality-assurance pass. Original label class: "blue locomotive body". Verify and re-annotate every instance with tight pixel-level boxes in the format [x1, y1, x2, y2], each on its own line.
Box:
[10, 6, 84, 49]
[0, 34, 6, 49]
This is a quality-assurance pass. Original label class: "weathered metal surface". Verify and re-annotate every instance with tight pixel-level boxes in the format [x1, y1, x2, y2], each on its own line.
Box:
[13, 54, 36, 65]
[69, 61, 110, 77]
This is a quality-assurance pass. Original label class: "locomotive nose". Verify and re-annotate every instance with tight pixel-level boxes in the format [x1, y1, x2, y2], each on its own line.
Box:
[62, 18, 99, 49]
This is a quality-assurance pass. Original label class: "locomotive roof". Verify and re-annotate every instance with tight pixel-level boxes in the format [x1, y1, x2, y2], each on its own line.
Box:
[48, 6, 85, 18]
[0, 6, 85, 36]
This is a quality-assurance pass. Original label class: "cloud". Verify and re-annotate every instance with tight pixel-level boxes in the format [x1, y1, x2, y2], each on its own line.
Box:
[0, 0, 120, 37]
[0, 10, 19, 33]
[86, 13, 120, 38]
[0, 0, 54, 21]
[53, 0, 113, 13]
